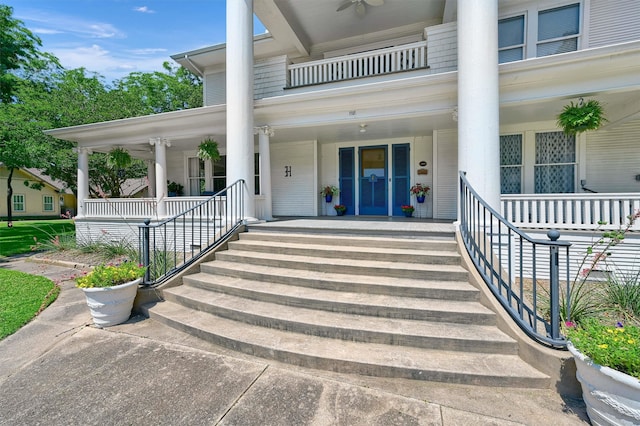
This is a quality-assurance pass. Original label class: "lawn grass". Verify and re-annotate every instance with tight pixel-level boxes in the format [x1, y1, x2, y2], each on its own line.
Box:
[0, 219, 75, 257]
[0, 269, 60, 339]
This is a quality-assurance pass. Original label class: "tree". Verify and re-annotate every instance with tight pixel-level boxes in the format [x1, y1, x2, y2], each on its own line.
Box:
[0, 5, 60, 225]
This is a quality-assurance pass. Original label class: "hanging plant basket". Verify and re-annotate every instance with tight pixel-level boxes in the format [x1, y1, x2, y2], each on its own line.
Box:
[557, 99, 605, 135]
[198, 138, 221, 161]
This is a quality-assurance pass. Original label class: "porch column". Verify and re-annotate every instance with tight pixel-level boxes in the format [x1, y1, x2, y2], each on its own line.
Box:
[75, 147, 91, 218]
[457, 0, 501, 211]
[147, 159, 156, 197]
[150, 137, 170, 217]
[256, 126, 274, 221]
[226, 0, 256, 220]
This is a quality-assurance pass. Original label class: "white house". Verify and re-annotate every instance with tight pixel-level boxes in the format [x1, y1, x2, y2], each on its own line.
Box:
[46, 0, 640, 246]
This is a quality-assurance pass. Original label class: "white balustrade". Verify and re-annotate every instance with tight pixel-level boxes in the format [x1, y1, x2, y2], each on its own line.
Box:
[501, 193, 640, 231]
[84, 198, 157, 219]
[289, 41, 427, 87]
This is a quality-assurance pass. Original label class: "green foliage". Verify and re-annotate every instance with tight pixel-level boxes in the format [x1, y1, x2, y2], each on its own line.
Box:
[605, 272, 640, 323]
[557, 99, 605, 135]
[565, 319, 640, 379]
[75, 260, 146, 288]
[0, 269, 59, 339]
[320, 185, 339, 196]
[197, 139, 220, 161]
[0, 219, 75, 256]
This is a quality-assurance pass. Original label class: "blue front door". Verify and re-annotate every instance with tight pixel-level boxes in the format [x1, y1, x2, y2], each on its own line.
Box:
[359, 146, 388, 215]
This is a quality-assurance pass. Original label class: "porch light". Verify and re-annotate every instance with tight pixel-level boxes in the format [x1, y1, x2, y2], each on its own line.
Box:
[359, 124, 367, 133]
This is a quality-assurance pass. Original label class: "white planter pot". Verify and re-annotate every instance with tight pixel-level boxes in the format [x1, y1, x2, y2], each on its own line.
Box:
[81, 278, 141, 327]
[568, 342, 640, 426]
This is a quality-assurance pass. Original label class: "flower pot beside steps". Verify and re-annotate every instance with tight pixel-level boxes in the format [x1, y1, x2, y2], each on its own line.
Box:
[568, 342, 640, 426]
[75, 261, 146, 327]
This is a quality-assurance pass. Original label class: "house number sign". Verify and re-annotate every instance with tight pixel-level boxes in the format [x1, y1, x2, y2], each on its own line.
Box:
[284, 166, 292, 177]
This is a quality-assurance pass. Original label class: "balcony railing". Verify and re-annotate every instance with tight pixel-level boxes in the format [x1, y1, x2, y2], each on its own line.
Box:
[502, 193, 640, 231]
[288, 41, 427, 88]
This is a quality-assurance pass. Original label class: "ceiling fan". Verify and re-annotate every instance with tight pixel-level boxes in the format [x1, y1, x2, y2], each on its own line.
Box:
[336, 0, 384, 17]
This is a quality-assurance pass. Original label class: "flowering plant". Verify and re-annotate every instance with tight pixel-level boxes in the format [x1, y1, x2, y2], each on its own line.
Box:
[401, 205, 414, 213]
[409, 183, 430, 197]
[75, 261, 146, 288]
[564, 319, 640, 379]
[320, 185, 340, 196]
[334, 204, 346, 213]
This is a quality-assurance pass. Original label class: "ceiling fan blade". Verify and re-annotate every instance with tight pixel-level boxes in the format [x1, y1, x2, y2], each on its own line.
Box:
[355, 2, 366, 16]
[336, 0, 355, 12]
[364, 0, 384, 6]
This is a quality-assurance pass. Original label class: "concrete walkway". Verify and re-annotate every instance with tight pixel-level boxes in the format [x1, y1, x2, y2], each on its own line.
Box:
[0, 255, 589, 425]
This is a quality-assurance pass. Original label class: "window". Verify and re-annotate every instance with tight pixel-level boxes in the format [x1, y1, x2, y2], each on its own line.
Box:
[534, 131, 576, 193]
[500, 134, 523, 194]
[13, 194, 25, 212]
[43, 195, 54, 212]
[211, 154, 260, 195]
[188, 157, 205, 195]
[537, 4, 580, 57]
[499, 15, 525, 63]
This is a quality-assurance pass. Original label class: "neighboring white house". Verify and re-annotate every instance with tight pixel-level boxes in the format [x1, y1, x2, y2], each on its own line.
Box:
[45, 0, 640, 240]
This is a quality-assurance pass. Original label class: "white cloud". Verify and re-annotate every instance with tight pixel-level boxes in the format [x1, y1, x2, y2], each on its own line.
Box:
[134, 6, 155, 14]
[15, 10, 125, 39]
[129, 48, 168, 55]
[32, 28, 63, 35]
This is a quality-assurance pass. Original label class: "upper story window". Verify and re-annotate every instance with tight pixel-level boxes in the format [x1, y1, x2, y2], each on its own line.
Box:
[498, 2, 580, 64]
[537, 4, 580, 57]
[499, 15, 525, 63]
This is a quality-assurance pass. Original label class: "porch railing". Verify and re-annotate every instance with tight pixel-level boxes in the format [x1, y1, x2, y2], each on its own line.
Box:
[138, 180, 244, 286]
[459, 172, 572, 348]
[502, 193, 640, 231]
[288, 40, 427, 88]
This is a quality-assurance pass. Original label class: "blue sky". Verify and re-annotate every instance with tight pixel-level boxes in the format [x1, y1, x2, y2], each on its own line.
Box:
[3, 0, 266, 83]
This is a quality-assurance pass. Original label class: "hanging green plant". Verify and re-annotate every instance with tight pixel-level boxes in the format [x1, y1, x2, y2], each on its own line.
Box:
[557, 99, 605, 135]
[107, 147, 133, 169]
[197, 138, 221, 161]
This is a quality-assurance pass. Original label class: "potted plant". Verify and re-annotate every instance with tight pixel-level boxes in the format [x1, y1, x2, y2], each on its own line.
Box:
[321, 185, 340, 203]
[334, 204, 347, 216]
[564, 320, 640, 425]
[401, 205, 414, 217]
[167, 181, 184, 197]
[198, 138, 221, 161]
[76, 261, 147, 327]
[557, 99, 606, 135]
[410, 183, 430, 203]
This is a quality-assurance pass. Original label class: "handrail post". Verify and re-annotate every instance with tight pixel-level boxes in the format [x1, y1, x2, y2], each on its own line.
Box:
[547, 229, 561, 339]
[141, 218, 151, 286]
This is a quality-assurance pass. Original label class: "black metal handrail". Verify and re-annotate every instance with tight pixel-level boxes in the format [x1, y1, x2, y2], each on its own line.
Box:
[138, 179, 245, 286]
[459, 171, 572, 348]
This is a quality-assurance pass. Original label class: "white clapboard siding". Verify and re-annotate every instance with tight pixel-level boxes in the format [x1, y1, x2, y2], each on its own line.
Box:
[435, 130, 458, 220]
[586, 119, 640, 192]
[425, 22, 458, 74]
[271, 141, 316, 216]
[588, 0, 640, 48]
[204, 72, 226, 106]
[254, 55, 288, 99]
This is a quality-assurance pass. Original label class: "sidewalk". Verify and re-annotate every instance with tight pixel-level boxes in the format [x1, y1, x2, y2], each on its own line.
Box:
[0, 255, 589, 425]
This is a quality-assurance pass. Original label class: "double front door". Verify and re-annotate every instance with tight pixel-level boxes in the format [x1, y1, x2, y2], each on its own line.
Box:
[339, 144, 410, 216]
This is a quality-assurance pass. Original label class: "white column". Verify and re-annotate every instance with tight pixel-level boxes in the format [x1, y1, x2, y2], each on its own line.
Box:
[227, 0, 255, 220]
[150, 137, 170, 217]
[147, 159, 156, 197]
[457, 0, 501, 211]
[75, 147, 91, 218]
[256, 126, 274, 221]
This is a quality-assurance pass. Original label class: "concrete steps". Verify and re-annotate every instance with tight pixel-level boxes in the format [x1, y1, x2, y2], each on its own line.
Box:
[145, 228, 550, 388]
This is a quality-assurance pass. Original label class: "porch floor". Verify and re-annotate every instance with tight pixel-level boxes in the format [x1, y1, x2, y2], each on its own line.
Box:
[251, 216, 456, 237]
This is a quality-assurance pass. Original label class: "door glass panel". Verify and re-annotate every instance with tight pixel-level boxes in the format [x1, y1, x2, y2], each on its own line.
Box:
[359, 146, 387, 215]
[361, 148, 385, 178]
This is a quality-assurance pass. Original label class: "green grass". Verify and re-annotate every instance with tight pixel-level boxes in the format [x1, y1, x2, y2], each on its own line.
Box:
[0, 269, 60, 339]
[0, 220, 75, 257]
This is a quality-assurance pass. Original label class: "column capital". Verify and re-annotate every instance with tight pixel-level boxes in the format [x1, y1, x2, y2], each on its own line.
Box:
[73, 147, 93, 155]
[149, 137, 171, 148]
[254, 125, 274, 137]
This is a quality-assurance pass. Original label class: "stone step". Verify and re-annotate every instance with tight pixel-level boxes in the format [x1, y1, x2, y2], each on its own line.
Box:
[214, 250, 469, 282]
[227, 239, 460, 265]
[202, 260, 479, 301]
[240, 231, 459, 252]
[163, 284, 516, 353]
[145, 301, 550, 389]
[182, 273, 496, 325]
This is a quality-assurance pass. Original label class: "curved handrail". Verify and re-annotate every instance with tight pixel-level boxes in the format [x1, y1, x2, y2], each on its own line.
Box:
[459, 171, 571, 348]
[139, 179, 245, 286]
